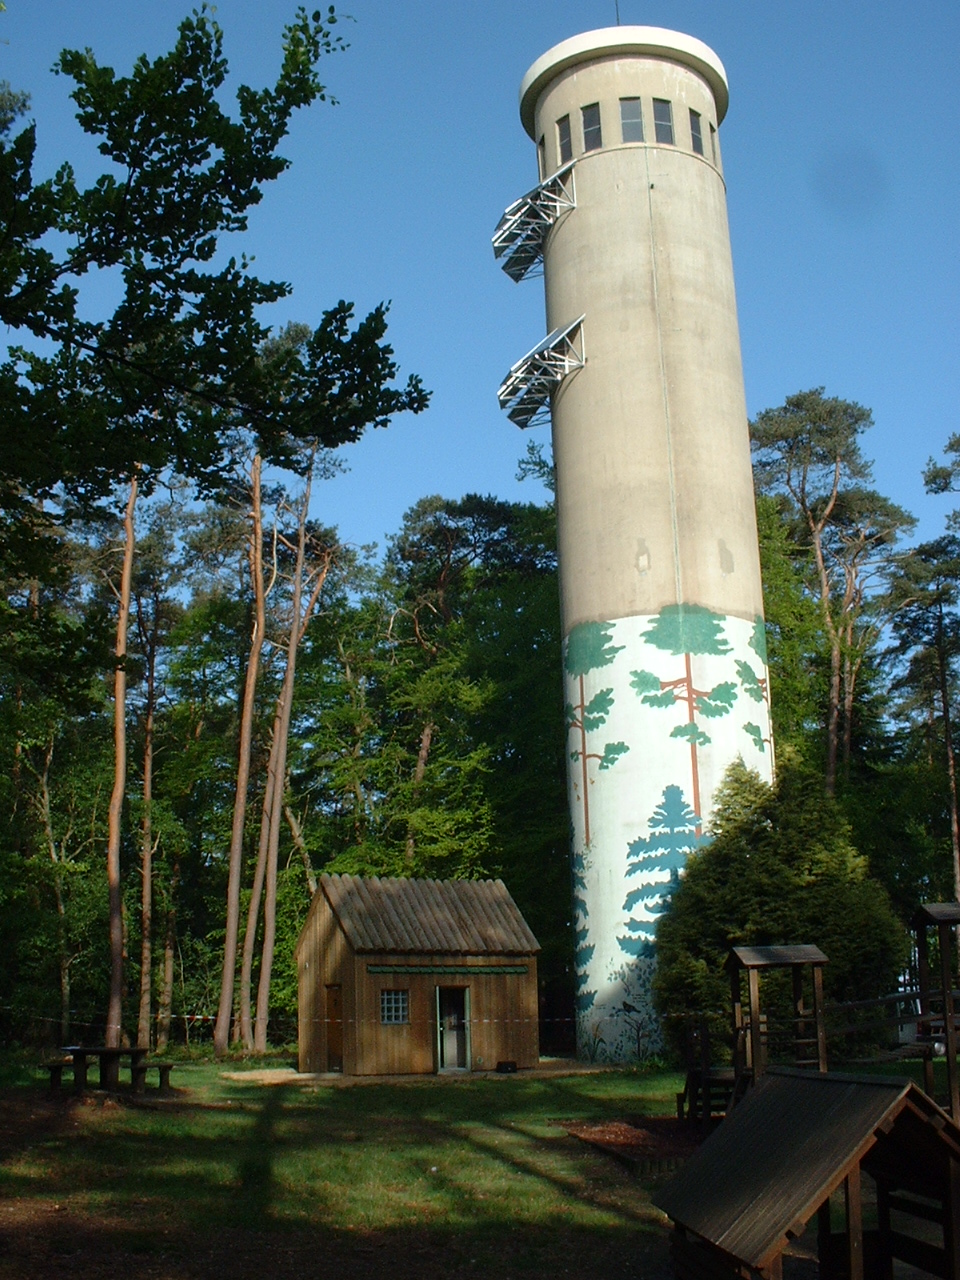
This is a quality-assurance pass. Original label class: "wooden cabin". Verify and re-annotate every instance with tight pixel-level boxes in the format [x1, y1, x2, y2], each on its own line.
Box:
[295, 873, 540, 1076]
[656, 1067, 960, 1280]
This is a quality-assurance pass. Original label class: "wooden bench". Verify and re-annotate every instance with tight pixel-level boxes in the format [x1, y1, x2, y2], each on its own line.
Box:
[43, 1058, 75, 1093]
[130, 1059, 175, 1094]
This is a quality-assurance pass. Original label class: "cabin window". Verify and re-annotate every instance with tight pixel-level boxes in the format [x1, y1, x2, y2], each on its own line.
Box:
[689, 109, 704, 155]
[620, 97, 643, 142]
[581, 102, 602, 151]
[537, 135, 546, 179]
[557, 115, 572, 164]
[380, 989, 409, 1025]
[710, 122, 718, 164]
[653, 98, 674, 145]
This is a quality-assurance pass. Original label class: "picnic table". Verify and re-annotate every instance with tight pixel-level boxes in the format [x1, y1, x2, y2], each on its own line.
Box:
[59, 1046, 149, 1093]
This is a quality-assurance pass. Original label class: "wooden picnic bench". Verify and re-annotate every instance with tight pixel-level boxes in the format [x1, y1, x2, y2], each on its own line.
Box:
[43, 1046, 173, 1094]
[130, 1058, 175, 1094]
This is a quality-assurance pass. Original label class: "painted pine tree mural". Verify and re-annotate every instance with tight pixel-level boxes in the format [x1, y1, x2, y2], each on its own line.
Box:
[564, 621, 629, 846]
[629, 604, 737, 828]
[571, 848, 596, 1013]
[618, 785, 705, 957]
[738, 616, 772, 755]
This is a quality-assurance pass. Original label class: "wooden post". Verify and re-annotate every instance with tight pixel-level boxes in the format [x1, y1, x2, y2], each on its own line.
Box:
[813, 964, 828, 1072]
[940, 921, 960, 1123]
[844, 1169, 864, 1280]
[818, 1198, 834, 1280]
[876, 1181, 894, 1280]
[918, 925, 936, 1098]
[944, 1155, 960, 1280]
[699, 1013, 711, 1132]
[72, 1051, 88, 1095]
[731, 965, 745, 1076]
[748, 968, 763, 1079]
[792, 964, 805, 1067]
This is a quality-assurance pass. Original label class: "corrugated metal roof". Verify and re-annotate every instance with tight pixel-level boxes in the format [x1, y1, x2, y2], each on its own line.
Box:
[655, 1069, 960, 1270]
[319, 873, 540, 956]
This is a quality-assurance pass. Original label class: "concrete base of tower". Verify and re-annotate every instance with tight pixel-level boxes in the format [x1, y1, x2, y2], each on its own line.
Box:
[565, 604, 773, 1063]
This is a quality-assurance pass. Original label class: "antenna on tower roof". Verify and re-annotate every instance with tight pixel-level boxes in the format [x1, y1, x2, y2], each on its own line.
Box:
[615, 1, 621, 22]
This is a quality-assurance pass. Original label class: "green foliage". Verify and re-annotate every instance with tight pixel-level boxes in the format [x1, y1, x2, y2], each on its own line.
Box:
[654, 759, 908, 1055]
[755, 494, 826, 758]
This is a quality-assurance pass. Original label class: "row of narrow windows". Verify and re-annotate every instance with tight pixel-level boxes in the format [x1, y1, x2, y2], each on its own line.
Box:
[539, 98, 718, 175]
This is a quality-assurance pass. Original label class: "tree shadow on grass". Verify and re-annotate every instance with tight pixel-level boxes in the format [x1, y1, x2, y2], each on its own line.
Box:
[0, 1073, 678, 1277]
[235, 1083, 289, 1224]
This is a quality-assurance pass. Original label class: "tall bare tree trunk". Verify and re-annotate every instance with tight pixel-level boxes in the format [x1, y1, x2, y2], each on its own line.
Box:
[239, 701, 284, 1048]
[106, 475, 138, 1047]
[935, 603, 960, 907]
[214, 455, 267, 1056]
[156, 859, 179, 1052]
[254, 466, 331, 1052]
[807, 490, 841, 796]
[37, 740, 71, 1043]
[136, 637, 157, 1048]
[284, 801, 316, 895]
[405, 722, 435, 867]
[841, 651, 854, 781]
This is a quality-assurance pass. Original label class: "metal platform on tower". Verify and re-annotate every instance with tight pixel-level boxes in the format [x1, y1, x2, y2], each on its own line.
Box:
[492, 161, 576, 282]
[497, 316, 585, 429]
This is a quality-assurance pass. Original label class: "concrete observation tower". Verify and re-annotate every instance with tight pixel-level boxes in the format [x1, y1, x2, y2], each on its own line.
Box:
[493, 28, 773, 1060]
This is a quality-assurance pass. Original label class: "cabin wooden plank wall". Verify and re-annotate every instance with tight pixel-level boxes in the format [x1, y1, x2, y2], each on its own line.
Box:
[295, 874, 541, 1076]
[350, 955, 540, 1075]
[297, 888, 351, 1074]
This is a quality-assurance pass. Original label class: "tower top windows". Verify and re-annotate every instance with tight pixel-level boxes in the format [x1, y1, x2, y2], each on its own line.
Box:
[653, 98, 674, 146]
[581, 103, 602, 152]
[620, 97, 643, 143]
[519, 26, 730, 138]
[689, 109, 704, 156]
[557, 114, 573, 165]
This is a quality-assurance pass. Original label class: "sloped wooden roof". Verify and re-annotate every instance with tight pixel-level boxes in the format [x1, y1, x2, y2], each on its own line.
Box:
[728, 944, 829, 970]
[318, 873, 540, 956]
[655, 1068, 960, 1272]
[915, 901, 960, 927]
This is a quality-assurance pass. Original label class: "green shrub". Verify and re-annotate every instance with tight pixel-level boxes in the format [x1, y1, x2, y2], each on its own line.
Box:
[654, 758, 908, 1060]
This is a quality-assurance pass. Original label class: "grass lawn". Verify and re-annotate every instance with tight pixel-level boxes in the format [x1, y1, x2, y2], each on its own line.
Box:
[0, 1058, 685, 1280]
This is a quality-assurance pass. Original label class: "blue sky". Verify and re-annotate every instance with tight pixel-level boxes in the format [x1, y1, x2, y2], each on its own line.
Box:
[4, 1, 958, 551]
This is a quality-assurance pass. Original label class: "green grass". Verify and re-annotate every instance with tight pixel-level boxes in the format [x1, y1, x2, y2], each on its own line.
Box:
[0, 1060, 685, 1276]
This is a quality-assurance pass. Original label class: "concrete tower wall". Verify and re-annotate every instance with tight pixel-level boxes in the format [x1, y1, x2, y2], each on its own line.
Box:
[535, 60, 763, 631]
[506, 29, 773, 1061]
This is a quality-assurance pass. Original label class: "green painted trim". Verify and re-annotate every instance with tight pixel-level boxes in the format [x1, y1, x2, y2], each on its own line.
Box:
[366, 964, 529, 976]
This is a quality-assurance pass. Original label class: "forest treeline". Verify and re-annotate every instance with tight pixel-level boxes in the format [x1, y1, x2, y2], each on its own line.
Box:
[3, 10, 960, 1055]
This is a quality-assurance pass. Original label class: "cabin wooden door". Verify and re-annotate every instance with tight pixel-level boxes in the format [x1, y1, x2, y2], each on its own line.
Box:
[436, 987, 468, 1070]
[326, 984, 343, 1072]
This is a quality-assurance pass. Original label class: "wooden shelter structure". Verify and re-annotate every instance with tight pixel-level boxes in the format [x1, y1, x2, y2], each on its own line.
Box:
[678, 945, 828, 1129]
[914, 902, 960, 1121]
[728, 944, 829, 1082]
[296, 873, 540, 1076]
[656, 1067, 960, 1280]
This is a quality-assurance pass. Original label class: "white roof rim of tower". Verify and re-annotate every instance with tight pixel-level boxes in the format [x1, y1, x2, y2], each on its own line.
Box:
[519, 26, 729, 138]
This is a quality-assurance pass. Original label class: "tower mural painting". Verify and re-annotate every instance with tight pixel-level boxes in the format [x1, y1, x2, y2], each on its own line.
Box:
[493, 28, 773, 1060]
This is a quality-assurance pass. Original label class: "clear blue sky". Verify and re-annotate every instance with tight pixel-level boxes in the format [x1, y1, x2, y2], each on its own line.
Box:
[5, 1, 958, 551]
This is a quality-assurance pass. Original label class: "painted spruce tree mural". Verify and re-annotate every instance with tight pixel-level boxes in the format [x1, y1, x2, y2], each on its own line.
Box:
[629, 604, 737, 830]
[571, 849, 596, 1014]
[619, 785, 706, 957]
[564, 621, 629, 846]
[738, 616, 772, 755]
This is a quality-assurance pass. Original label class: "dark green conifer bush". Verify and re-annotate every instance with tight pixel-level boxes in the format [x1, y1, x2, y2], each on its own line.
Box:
[654, 758, 907, 1060]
